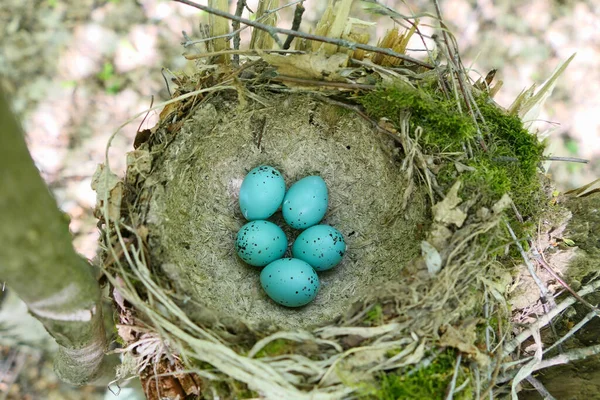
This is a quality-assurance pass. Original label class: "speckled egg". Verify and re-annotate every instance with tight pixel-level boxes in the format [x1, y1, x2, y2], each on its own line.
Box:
[235, 221, 287, 267]
[282, 176, 328, 229]
[239, 165, 285, 221]
[260, 258, 320, 307]
[292, 225, 346, 271]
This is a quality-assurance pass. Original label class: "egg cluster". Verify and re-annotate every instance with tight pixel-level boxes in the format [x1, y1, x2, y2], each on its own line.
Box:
[235, 165, 346, 307]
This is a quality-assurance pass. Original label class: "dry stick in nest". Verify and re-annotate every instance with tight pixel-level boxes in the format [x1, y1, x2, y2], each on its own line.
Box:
[184, 1, 303, 50]
[172, 0, 434, 69]
[531, 244, 600, 313]
[283, 2, 305, 50]
[183, 48, 305, 60]
[232, 0, 246, 66]
[499, 343, 600, 385]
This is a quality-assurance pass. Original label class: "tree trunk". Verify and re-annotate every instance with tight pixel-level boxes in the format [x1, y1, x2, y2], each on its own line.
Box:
[0, 88, 116, 386]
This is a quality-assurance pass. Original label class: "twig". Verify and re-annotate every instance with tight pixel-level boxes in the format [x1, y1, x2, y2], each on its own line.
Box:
[186, 0, 301, 49]
[232, 0, 245, 66]
[172, 0, 434, 69]
[526, 376, 557, 400]
[545, 308, 599, 356]
[445, 353, 462, 400]
[500, 343, 600, 385]
[478, 350, 502, 400]
[502, 277, 600, 357]
[160, 68, 172, 97]
[183, 48, 305, 60]
[531, 246, 600, 313]
[544, 156, 589, 164]
[283, 2, 305, 50]
[537, 343, 600, 370]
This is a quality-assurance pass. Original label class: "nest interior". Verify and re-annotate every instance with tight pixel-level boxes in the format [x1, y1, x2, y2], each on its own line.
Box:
[142, 93, 428, 331]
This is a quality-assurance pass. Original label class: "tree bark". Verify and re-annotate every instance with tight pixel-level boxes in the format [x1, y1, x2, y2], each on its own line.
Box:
[0, 88, 116, 385]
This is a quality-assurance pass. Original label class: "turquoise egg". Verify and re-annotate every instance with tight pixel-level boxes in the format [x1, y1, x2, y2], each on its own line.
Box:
[282, 176, 328, 229]
[235, 221, 287, 267]
[239, 165, 285, 221]
[292, 225, 346, 271]
[260, 258, 320, 307]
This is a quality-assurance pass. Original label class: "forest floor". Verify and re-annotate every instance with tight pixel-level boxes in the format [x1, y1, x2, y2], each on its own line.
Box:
[1, 0, 599, 399]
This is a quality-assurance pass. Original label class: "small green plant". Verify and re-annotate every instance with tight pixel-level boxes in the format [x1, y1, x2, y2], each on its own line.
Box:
[253, 338, 294, 358]
[97, 62, 123, 95]
[365, 304, 383, 325]
[372, 349, 472, 400]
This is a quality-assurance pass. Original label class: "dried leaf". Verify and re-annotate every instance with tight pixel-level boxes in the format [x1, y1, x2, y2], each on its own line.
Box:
[492, 193, 513, 214]
[91, 164, 123, 221]
[432, 181, 467, 227]
[262, 52, 349, 81]
[126, 149, 151, 183]
[421, 241, 442, 276]
[439, 323, 490, 367]
[454, 161, 476, 173]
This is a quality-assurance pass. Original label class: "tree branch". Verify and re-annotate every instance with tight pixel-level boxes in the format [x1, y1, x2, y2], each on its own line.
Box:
[172, 0, 434, 69]
[0, 88, 117, 385]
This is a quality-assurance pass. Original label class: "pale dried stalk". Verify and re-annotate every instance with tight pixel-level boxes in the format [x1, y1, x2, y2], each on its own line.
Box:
[209, 0, 230, 53]
[250, 0, 280, 50]
[320, 0, 353, 55]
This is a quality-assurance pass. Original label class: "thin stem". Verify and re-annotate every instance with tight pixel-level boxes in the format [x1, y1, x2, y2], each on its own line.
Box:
[232, 0, 246, 66]
[544, 156, 589, 164]
[544, 308, 599, 356]
[183, 48, 305, 60]
[283, 2, 305, 50]
[445, 353, 462, 400]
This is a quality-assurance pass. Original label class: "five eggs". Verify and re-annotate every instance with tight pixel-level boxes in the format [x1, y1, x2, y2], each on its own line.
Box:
[235, 165, 346, 307]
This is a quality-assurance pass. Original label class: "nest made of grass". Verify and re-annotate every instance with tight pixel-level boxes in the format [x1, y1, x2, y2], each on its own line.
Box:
[91, 2, 591, 399]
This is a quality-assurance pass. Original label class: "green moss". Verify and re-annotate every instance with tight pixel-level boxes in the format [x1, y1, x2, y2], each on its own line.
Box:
[360, 84, 546, 222]
[253, 338, 295, 358]
[360, 84, 475, 152]
[370, 349, 472, 400]
[365, 304, 383, 325]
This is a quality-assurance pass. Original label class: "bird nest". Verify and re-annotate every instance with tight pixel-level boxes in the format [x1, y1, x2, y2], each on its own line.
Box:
[93, 1, 600, 399]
